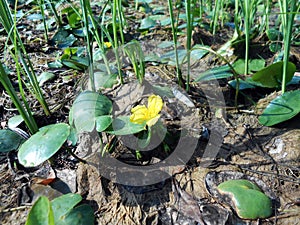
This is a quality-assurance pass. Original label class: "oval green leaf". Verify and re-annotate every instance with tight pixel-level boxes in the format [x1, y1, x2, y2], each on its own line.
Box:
[25, 196, 54, 225]
[217, 179, 272, 219]
[8, 115, 24, 128]
[106, 116, 145, 135]
[258, 90, 300, 126]
[51, 193, 82, 225]
[139, 17, 156, 30]
[0, 129, 25, 152]
[60, 204, 94, 225]
[18, 123, 70, 167]
[95, 115, 113, 132]
[252, 61, 296, 88]
[71, 91, 112, 133]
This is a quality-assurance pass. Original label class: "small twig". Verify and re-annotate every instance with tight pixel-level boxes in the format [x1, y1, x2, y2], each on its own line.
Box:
[0, 205, 31, 213]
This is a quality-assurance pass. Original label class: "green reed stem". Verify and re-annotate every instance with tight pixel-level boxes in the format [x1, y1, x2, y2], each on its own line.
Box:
[168, 0, 182, 86]
[39, 0, 48, 42]
[0, 0, 50, 116]
[0, 62, 38, 134]
[80, 0, 95, 91]
[244, 0, 250, 75]
[185, 0, 195, 92]
[280, 0, 298, 93]
[112, 0, 123, 84]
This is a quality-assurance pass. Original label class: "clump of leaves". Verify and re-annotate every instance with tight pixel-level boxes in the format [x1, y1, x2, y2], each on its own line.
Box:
[26, 193, 94, 225]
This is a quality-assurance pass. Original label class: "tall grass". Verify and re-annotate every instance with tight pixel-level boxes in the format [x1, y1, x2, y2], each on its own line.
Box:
[185, 0, 195, 92]
[167, 0, 182, 86]
[0, 62, 38, 134]
[279, 0, 299, 93]
[0, 0, 50, 116]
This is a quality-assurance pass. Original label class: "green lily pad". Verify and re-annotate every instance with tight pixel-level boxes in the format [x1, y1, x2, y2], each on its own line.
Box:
[18, 123, 70, 167]
[70, 91, 112, 133]
[0, 129, 25, 153]
[58, 204, 94, 225]
[51, 193, 82, 225]
[37, 72, 55, 86]
[94, 71, 118, 90]
[258, 90, 300, 126]
[266, 28, 283, 41]
[195, 64, 232, 82]
[252, 61, 296, 88]
[139, 17, 156, 30]
[233, 59, 265, 74]
[95, 115, 113, 132]
[106, 116, 145, 135]
[25, 196, 54, 225]
[217, 179, 272, 219]
[8, 115, 24, 128]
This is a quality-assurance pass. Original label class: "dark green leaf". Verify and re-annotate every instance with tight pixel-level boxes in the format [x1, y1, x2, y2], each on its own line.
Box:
[0, 129, 25, 152]
[94, 71, 118, 89]
[228, 79, 256, 90]
[258, 90, 300, 126]
[71, 91, 112, 132]
[252, 61, 296, 88]
[194, 65, 232, 82]
[51, 30, 77, 48]
[266, 28, 283, 41]
[139, 17, 156, 30]
[18, 123, 70, 167]
[269, 42, 282, 53]
[106, 116, 145, 135]
[51, 193, 82, 225]
[60, 204, 94, 225]
[37, 72, 55, 86]
[95, 115, 113, 132]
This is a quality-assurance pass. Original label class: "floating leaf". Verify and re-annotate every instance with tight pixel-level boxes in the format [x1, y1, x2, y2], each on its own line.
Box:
[25, 196, 54, 225]
[157, 41, 174, 49]
[139, 17, 156, 30]
[18, 123, 70, 167]
[252, 61, 296, 88]
[0, 129, 25, 153]
[51, 29, 77, 48]
[194, 64, 232, 82]
[269, 42, 282, 53]
[217, 179, 272, 219]
[106, 116, 145, 135]
[71, 91, 112, 132]
[258, 90, 300, 126]
[266, 28, 283, 41]
[59, 204, 94, 225]
[228, 79, 256, 90]
[94, 71, 118, 89]
[37, 72, 55, 86]
[8, 115, 24, 128]
[95, 115, 113, 132]
[51, 193, 82, 224]
[233, 59, 265, 74]
[61, 56, 88, 70]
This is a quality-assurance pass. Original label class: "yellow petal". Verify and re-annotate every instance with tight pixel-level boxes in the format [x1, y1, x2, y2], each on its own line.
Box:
[147, 95, 163, 118]
[130, 105, 148, 124]
[146, 115, 160, 127]
[104, 42, 112, 48]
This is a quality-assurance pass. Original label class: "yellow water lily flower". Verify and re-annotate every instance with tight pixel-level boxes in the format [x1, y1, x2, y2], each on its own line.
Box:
[104, 42, 112, 48]
[130, 95, 163, 127]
